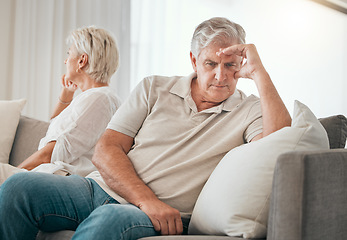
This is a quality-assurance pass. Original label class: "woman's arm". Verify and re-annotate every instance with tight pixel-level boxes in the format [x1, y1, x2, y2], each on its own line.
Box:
[18, 141, 56, 170]
[51, 75, 77, 119]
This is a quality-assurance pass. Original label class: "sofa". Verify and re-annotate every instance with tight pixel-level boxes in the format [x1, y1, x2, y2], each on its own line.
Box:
[8, 114, 347, 240]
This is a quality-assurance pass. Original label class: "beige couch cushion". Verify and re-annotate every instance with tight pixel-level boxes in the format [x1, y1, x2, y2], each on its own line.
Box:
[0, 99, 26, 164]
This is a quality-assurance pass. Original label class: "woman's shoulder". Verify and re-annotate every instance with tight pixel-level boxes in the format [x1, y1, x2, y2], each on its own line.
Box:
[75, 87, 121, 106]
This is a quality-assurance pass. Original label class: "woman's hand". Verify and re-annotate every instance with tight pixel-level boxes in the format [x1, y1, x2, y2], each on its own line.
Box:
[61, 74, 78, 93]
[50, 75, 76, 119]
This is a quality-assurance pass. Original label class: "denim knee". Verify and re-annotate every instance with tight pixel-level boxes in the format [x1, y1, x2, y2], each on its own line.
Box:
[0, 172, 36, 206]
[73, 204, 158, 240]
[0, 172, 47, 239]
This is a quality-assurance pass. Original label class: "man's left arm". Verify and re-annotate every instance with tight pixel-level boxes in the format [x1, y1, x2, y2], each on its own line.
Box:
[218, 44, 291, 141]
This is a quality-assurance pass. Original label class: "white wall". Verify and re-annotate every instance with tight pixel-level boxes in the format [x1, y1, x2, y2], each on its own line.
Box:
[1, 0, 346, 120]
[0, 0, 15, 100]
[131, 0, 347, 118]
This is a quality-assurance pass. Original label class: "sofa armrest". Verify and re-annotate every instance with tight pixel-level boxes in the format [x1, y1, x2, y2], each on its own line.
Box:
[267, 149, 347, 240]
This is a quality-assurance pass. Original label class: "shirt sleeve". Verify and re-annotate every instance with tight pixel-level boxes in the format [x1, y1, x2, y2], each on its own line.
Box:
[107, 77, 151, 138]
[243, 99, 263, 142]
[50, 91, 118, 164]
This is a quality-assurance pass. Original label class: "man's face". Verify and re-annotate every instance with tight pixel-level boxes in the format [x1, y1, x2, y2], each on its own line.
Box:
[190, 43, 242, 104]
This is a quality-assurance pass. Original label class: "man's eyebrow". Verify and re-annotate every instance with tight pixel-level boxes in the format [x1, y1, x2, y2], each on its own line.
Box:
[204, 59, 217, 63]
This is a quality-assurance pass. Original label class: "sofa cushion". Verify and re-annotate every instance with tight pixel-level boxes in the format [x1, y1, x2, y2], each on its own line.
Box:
[9, 116, 49, 167]
[140, 236, 253, 240]
[319, 115, 347, 149]
[188, 101, 329, 238]
[0, 99, 26, 164]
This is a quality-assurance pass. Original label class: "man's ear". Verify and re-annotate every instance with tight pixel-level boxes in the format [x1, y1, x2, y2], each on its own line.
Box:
[78, 53, 88, 69]
[190, 52, 197, 72]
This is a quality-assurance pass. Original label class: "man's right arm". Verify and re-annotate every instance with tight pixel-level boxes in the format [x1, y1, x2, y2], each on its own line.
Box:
[92, 129, 183, 235]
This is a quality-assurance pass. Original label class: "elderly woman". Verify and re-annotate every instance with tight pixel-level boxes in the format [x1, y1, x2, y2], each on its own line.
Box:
[0, 26, 122, 184]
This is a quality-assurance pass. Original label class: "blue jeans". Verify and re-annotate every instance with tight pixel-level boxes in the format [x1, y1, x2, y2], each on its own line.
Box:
[0, 172, 160, 240]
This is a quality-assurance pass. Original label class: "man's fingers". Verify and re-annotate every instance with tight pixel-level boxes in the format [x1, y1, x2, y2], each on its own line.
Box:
[167, 217, 177, 235]
[138, 200, 182, 235]
[218, 44, 247, 57]
[150, 215, 183, 235]
[159, 218, 169, 235]
[149, 217, 161, 233]
[163, 216, 183, 235]
[175, 217, 183, 235]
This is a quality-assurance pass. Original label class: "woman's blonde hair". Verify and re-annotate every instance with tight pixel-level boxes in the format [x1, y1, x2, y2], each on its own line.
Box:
[66, 26, 119, 84]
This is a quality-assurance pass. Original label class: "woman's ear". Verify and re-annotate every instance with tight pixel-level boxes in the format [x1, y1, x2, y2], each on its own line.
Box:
[190, 52, 197, 72]
[78, 53, 88, 69]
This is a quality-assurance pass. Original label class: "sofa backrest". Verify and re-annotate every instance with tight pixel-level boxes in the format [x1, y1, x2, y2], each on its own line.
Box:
[8, 114, 347, 167]
[9, 116, 49, 167]
[319, 115, 347, 149]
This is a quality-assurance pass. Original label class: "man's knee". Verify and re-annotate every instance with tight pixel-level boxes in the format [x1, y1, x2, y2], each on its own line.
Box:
[75, 204, 157, 239]
[1, 172, 52, 205]
[1, 172, 31, 196]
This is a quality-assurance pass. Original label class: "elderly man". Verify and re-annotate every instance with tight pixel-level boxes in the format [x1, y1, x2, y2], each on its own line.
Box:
[0, 17, 291, 240]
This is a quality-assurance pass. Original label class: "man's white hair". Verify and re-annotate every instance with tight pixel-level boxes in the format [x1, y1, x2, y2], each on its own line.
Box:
[66, 26, 119, 84]
[191, 17, 246, 57]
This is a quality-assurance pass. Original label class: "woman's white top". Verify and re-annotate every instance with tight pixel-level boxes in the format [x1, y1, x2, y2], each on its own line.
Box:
[31, 87, 122, 177]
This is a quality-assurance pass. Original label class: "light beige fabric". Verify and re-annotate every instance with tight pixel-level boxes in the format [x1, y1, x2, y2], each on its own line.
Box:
[0, 163, 26, 185]
[0, 164, 69, 185]
[88, 73, 263, 218]
[0, 99, 26, 164]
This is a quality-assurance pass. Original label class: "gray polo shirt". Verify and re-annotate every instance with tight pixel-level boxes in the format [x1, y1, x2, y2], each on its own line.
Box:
[88, 73, 263, 218]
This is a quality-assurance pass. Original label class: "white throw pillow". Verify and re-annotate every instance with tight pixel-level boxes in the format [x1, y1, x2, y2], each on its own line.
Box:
[188, 100, 329, 238]
[0, 99, 26, 164]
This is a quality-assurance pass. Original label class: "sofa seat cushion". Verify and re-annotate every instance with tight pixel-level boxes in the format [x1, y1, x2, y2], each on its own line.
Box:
[140, 236, 258, 240]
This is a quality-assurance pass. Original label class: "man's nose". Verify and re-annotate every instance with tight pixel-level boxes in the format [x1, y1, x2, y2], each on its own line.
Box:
[215, 65, 226, 81]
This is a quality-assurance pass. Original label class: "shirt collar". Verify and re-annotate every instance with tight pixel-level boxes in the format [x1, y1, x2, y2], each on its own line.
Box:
[169, 72, 244, 113]
[169, 72, 196, 98]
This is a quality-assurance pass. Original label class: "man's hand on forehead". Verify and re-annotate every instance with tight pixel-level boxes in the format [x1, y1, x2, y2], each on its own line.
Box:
[216, 44, 247, 58]
[216, 44, 266, 80]
[214, 47, 243, 66]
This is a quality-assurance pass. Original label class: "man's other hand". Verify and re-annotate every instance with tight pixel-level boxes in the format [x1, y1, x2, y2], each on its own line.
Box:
[138, 199, 183, 235]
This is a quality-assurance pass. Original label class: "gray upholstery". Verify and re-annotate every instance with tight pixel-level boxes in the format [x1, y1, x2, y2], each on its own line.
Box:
[9, 116, 49, 167]
[267, 149, 347, 240]
[38, 233, 247, 240]
[140, 236, 248, 240]
[37, 231, 74, 240]
[5, 114, 347, 240]
[319, 115, 347, 149]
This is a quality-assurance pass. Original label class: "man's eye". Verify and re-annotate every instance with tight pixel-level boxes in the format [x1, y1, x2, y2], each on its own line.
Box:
[226, 63, 236, 67]
[206, 62, 216, 67]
